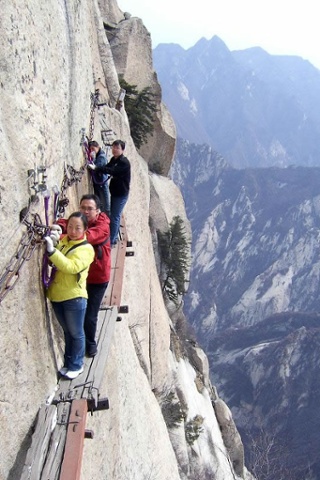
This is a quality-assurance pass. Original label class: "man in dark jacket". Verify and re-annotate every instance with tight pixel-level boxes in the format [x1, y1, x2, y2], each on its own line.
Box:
[88, 141, 110, 216]
[88, 139, 131, 246]
[53, 194, 111, 357]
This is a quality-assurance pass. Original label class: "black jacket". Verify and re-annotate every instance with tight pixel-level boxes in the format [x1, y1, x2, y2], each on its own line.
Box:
[98, 154, 131, 197]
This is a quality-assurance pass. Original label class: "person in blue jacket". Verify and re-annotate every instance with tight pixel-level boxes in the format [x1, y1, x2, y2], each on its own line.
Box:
[88, 140, 110, 216]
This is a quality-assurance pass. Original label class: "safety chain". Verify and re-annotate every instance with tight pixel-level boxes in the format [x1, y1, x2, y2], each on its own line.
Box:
[0, 89, 113, 304]
[88, 88, 114, 145]
[88, 90, 100, 141]
[0, 213, 48, 304]
[0, 137, 93, 304]
[55, 163, 87, 219]
[82, 89, 116, 169]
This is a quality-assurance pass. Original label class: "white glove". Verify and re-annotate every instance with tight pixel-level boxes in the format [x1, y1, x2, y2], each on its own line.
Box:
[44, 236, 55, 254]
[88, 163, 96, 170]
[49, 229, 60, 246]
[50, 224, 63, 235]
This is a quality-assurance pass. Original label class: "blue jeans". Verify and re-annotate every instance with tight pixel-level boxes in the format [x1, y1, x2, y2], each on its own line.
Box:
[52, 297, 87, 371]
[84, 282, 109, 355]
[94, 182, 110, 216]
[110, 195, 128, 244]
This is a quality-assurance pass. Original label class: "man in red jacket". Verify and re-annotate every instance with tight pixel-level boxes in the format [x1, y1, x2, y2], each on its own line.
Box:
[53, 194, 111, 357]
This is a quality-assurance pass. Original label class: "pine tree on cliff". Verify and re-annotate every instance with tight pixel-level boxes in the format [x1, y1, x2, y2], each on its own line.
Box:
[157, 215, 190, 304]
[119, 77, 158, 149]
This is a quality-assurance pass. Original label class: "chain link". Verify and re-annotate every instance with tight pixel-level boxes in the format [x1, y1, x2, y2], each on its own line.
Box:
[0, 215, 45, 304]
[88, 90, 100, 141]
[0, 91, 101, 304]
[0, 157, 89, 304]
[55, 163, 87, 219]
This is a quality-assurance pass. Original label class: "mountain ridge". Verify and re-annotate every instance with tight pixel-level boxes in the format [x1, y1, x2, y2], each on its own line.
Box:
[172, 138, 320, 477]
[154, 36, 320, 168]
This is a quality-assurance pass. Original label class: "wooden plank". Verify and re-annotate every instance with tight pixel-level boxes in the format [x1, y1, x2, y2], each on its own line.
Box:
[53, 307, 117, 405]
[100, 249, 117, 309]
[59, 399, 88, 480]
[20, 404, 57, 480]
[85, 306, 118, 396]
[101, 217, 128, 308]
[52, 370, 87, 405]
[40, 402, 71, 480]
[109, 242, 127, 307]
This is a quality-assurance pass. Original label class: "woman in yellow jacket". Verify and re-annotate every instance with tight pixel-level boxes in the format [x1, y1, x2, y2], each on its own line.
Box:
[44, 212, 94, 379]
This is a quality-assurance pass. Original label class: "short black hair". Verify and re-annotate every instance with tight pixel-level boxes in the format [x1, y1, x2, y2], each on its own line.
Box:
[68, 211, 88, 229]
[80, 194, 101, 210]
[88, 140, 100, 148]
[112, 139, 125, 150]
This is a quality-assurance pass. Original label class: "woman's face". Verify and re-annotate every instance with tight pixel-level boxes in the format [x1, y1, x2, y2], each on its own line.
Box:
[67, 217, 85, 241]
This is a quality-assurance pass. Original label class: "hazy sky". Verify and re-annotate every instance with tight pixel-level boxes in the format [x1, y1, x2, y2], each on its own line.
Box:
[117, 0, 320, 70]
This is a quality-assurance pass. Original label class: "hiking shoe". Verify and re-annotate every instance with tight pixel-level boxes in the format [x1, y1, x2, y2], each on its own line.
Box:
[86, 349, 97, 358]
[59, 367, 68, 376]
[64, 366, 84, 379]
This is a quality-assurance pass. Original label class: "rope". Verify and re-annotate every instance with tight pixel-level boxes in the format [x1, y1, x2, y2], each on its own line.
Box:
[42, 191, 56, 289]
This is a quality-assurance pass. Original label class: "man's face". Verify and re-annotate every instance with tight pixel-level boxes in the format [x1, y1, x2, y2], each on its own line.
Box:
[112, 144, 123, 158]
[80, 199, 99, 222]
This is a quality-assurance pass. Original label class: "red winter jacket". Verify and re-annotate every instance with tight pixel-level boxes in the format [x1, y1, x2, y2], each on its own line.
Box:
[57, 212, 111, 283]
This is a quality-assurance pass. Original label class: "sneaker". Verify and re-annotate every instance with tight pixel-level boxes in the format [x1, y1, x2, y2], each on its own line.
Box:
[59, 367, 68, 376]
[64, 366, 84, 379]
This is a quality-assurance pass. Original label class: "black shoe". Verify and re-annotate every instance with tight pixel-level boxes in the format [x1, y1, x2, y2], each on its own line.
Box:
[87, 349, 97, 358]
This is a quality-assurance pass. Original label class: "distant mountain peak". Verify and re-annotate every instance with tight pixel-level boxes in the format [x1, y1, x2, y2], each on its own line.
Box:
[154, 37, 320, 168]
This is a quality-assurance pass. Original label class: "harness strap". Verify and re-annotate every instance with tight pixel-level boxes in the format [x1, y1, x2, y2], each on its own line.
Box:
[42, 192, 54, 289]
[61, 240, 88, 255]
[61, 240, 89, 283]
[43, 240, 89, 289]
[94, 236, 110, 260]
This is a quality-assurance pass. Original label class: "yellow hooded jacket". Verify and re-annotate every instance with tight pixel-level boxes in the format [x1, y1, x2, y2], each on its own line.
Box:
[46, 235, 94, 302]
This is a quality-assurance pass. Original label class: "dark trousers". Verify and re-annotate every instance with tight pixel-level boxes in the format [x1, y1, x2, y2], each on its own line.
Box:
[110, 195, 128, 244]
[84, 282, 109, 355]
[93, 182, 110, 216]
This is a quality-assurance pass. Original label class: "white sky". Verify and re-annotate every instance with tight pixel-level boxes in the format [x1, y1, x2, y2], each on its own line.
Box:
[117, 0, 320, 70]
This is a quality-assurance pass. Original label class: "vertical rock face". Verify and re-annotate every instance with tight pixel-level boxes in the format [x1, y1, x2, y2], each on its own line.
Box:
[104, 10, 176, 175]
[0, 2, 251, 480]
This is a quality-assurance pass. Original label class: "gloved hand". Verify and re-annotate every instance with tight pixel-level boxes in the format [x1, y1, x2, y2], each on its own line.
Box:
[50, 224, 63, 235]
[44, 236, 55, 254]
[88, 163, 96, 170]
[49, 229, 60, 246]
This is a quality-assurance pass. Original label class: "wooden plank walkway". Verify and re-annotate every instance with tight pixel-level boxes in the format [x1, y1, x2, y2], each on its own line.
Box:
[20, 219, 131, 480]
[52, 306, 118, 406]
